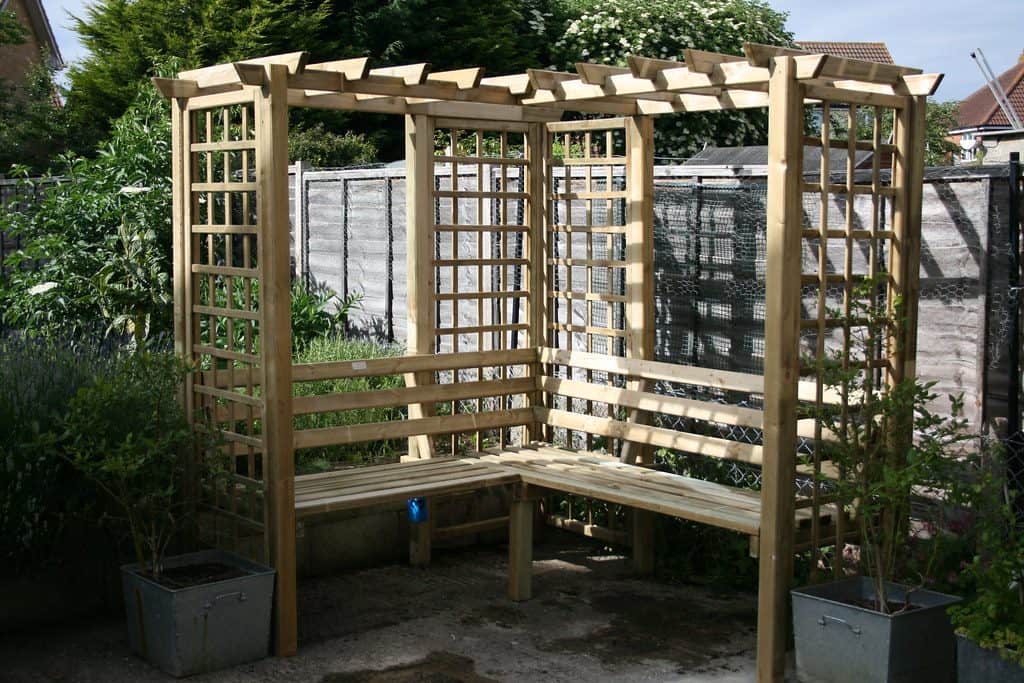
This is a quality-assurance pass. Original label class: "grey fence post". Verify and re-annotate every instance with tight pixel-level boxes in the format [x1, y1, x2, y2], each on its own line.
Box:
[293, 160, 309, 284]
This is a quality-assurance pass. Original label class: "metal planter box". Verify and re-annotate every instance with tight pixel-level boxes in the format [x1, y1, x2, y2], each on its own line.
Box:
[121, 549, 275, 677]
[792, 577, 960, 683]
[957, 633, 1024, 683]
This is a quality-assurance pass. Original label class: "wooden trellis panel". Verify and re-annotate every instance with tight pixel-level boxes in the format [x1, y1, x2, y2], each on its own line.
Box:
[180, 95, 268, 559]
[405, 116, 540, 457]
[544, 118, 656, 456]
[798, 99, 902, 577]
[172, 69, 297, 656]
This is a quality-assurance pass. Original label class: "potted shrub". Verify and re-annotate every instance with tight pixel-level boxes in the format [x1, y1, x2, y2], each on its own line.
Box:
[62, 352, 275, 677]
[791, 286, 968, 682]
[949, 449, 1024, 682]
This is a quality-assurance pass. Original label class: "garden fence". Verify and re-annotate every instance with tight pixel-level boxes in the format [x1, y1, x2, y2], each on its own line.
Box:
[288, 161, 1021, 444]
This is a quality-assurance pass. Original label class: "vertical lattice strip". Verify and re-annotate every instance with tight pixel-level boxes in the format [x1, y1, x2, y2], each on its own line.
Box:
[545, 119, 629, 453]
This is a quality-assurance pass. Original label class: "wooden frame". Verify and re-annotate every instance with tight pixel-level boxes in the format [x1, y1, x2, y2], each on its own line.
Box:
[159, 43, 936, 682]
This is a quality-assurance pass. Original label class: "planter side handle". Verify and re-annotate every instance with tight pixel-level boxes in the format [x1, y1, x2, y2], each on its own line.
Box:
[818, 614, 862, 635]
[203, 591, 247, 611]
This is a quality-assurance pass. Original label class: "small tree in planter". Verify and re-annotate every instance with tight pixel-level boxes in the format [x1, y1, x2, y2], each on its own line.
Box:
[62, 351, 195, 581]
[949, 447, 1024, 682]
[60, 352, 276, 677]
[791, 282, 973, 682]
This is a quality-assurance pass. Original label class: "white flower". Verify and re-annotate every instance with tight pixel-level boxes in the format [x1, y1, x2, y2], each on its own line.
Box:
[28, 282, 57, 295]
[119, 186, 152, 195]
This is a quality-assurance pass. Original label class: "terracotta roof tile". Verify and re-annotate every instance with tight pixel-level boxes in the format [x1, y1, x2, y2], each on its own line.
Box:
[957, 58, 1024, 129]
[795, 41, 894, 64]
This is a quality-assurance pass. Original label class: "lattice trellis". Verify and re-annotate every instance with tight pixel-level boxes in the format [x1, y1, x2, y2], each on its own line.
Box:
[545, 119, 633, 453]
[180, 99, 269, 560]
[415, 120, 539, 454]
[797, 100, 909, 574]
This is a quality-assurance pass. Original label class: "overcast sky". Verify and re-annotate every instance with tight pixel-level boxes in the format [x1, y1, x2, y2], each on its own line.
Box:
[41, 0, 1024, 102]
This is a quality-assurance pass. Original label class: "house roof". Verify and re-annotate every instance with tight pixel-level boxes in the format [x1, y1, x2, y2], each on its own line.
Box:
[0, 0, 62, 67]
[957, 54, 1024, 129]
[795, 41, 894, 64]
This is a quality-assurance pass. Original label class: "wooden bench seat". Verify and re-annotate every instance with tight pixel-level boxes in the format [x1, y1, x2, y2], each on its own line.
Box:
[476, 443, 847, 539]
[294, 457, 518, 518]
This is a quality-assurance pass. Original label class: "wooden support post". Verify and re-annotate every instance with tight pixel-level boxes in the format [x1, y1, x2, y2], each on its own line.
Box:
[404, 114, 437, 459]
[527, 122, 548, 443]
[757, 55, 803, 683]
[257, 64, 297, 657]
[170, 97, 197, 545]
[889, 95, 926, 386]
[621, 115, 655, 466]
[631, 509, 655, 575]
[409, 497, 432, 566]
[508, 484, 535, 601]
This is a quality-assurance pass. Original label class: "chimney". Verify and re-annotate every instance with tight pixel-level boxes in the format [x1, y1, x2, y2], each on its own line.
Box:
[1020, 50, 1024, 64]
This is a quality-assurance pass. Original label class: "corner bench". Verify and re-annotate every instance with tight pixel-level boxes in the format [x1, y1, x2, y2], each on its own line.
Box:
[286, 346, 850, 632]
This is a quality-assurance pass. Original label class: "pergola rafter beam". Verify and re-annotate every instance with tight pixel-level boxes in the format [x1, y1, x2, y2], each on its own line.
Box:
[165, 47, 926, 113]
[744, 42, 921, 85]
[178, 51, 308, 88]
[368, 62, 431, 85]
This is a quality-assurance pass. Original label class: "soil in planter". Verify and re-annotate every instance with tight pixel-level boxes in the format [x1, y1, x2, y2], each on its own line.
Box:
[143, 562, 248, 589]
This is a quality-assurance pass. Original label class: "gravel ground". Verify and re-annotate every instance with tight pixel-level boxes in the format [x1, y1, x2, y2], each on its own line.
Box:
[0, 541, 764, 682]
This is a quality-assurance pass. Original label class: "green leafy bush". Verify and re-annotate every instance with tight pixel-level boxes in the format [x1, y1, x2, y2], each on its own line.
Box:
[0, 81, 173, 344]
[0, 335, 113, 572]
[551, 0, 792, 158]
[950, 449, 1024, 666]
[810, 280, 973, 612]
[0, 335, 199, 581]
[289, 124, 378, 167]
[290, 281, 363, 351]
[292, 335, 404, 472]
[61, 352, 201, 580]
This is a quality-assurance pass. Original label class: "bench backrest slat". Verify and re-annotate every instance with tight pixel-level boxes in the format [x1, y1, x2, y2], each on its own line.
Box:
[538, 407, 764, 464]
[294, 407, 535, 449]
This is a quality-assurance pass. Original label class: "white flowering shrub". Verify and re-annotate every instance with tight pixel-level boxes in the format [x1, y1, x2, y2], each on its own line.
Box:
[553, 0, 792, 158]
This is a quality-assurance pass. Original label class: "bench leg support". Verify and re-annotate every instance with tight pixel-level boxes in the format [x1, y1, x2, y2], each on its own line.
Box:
[409, 497, 432, 567]
[631, 509, 655, 575]
[508, 486, 535, 601]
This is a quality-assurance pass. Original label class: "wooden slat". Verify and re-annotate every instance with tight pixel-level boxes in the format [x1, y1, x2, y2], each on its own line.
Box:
[193, 383, 261, 406]
[191, 264, 258, 278]
[539, 347, 764, 393]
[743, 43, 922, 84]
[178, 52, 308, 88]
[296, 461, 497, 499]
[541, 376, 764, 428]
[538, 407, 763, 464]
[546, 117, 625, 132]
[486, 454, 761, 535]
[427, 68, 484, 89]
[369, 63, 430, 84]
[479, 73, 534, 96]
[293, 407, 535, 449]
[292, 377, 536, 415]
[304, 57, 370, 80]
[296, 470, 518, 517]
[192, 304, 260, 321]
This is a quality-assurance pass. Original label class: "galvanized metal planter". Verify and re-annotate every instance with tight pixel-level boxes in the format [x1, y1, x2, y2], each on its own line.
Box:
[792, 577, 960, 683]
[957, 633, 1024, 683]
[121, 549, 275, 677]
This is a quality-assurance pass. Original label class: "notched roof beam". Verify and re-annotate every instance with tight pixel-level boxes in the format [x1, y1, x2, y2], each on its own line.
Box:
[177, 51, 308, 88]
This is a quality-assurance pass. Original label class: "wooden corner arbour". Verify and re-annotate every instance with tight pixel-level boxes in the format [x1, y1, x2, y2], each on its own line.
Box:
[156, 44, 939, 683]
